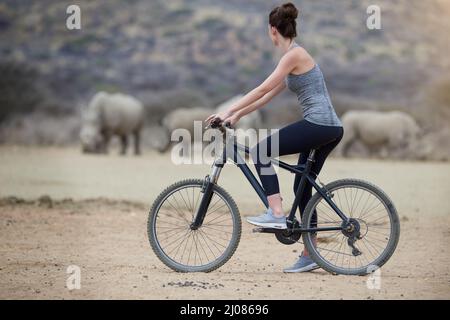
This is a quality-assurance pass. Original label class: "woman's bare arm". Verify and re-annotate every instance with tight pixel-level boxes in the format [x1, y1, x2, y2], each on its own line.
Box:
[236, 81, 286, 118]
[206, 50, 298, 124]
[227, 52, 296, 114]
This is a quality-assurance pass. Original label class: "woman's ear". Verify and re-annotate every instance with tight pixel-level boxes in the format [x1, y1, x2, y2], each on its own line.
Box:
[269, 25, 279, 46]
[269, 25, 277, 36]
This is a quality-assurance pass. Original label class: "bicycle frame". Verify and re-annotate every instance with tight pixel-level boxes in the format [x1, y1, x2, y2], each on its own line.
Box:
[192, 128, 350, 233]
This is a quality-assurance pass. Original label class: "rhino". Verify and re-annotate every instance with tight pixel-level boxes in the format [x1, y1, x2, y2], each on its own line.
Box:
[80, 92, 144, 155]
[335, 110, 421, 157]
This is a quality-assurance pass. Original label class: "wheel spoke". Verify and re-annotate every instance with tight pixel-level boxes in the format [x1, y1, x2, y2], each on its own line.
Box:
[152, 183, 236, 270]
[305, 182, 396, 273]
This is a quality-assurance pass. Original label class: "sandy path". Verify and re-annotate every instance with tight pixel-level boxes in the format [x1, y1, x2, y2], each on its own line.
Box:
[0, 146, 449, 299]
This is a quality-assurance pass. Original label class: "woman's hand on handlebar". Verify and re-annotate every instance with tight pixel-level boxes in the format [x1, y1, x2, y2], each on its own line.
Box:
[205, 110, 241, 129]
[222, 112, 241, 127]
[205, 110, 232, 125]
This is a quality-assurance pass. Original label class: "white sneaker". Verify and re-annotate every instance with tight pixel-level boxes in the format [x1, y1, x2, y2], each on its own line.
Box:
[283, 254, 320, 273]
[246, 208, 287, 229]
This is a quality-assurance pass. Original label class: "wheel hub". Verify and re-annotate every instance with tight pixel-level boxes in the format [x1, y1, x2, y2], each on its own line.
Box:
[341, 218, 361, 238]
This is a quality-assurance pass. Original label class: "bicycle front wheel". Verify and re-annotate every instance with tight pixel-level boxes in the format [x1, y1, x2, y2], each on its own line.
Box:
[302, 179, 400, 275]
[148, 179, 241, 272]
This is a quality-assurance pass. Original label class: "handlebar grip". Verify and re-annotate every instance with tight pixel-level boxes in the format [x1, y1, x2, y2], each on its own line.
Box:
[210, 118, 222, 128]
[208, 118, 233, 130]
[224, 121, 232, 129]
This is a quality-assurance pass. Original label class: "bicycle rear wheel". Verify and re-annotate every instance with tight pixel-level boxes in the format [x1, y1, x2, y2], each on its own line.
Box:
[148, 179, 241, 272]
[302, 179, 400, 275]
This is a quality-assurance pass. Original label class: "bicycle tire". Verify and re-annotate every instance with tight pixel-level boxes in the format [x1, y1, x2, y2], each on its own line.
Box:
[302, 179, 400, 275]
[148, 179, 241, 272]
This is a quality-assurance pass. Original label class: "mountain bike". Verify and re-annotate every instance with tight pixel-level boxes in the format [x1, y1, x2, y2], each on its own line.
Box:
[147, 120, 400, 275]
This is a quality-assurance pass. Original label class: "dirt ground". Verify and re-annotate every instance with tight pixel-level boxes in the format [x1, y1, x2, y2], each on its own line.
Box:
[0, 146, 449, 299]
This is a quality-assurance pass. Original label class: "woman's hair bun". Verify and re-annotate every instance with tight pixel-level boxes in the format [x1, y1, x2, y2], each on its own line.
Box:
[280, 2, 298, 20]
[269, 2, 299, 38]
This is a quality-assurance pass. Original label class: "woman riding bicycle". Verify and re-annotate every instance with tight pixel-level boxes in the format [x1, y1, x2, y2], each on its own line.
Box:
[206, 2, 344, 273]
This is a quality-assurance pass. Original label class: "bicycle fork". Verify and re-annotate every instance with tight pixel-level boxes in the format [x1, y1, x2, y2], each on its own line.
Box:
[190, 160, 224, 230]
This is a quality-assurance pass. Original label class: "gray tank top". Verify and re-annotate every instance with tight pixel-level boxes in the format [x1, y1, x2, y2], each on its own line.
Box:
[285, 42, 342, 127]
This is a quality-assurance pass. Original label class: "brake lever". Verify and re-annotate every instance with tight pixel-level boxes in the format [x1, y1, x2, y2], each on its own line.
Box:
[204, 120, 217, 130]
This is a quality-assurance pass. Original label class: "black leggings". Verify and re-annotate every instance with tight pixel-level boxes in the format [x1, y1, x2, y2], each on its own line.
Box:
[251, 119, 343, 217]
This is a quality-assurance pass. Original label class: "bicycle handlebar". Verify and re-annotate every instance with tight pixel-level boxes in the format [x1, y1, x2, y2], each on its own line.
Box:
[205, 118, 234, 131]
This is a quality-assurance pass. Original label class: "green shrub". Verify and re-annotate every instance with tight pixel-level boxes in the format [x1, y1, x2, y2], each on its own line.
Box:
[0, 60, 46, 122]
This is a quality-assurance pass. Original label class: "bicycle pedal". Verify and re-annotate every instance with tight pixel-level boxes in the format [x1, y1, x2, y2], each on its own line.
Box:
[252, 227, 264, 233]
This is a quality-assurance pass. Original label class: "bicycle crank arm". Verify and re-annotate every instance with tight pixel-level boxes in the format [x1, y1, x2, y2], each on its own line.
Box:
[252, 226, 299, 233]
[253, 226, 343, 233]
[252, 227, 280, 233]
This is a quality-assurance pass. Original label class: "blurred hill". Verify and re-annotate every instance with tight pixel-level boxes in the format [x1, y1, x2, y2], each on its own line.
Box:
[0, 0, 449, 136]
